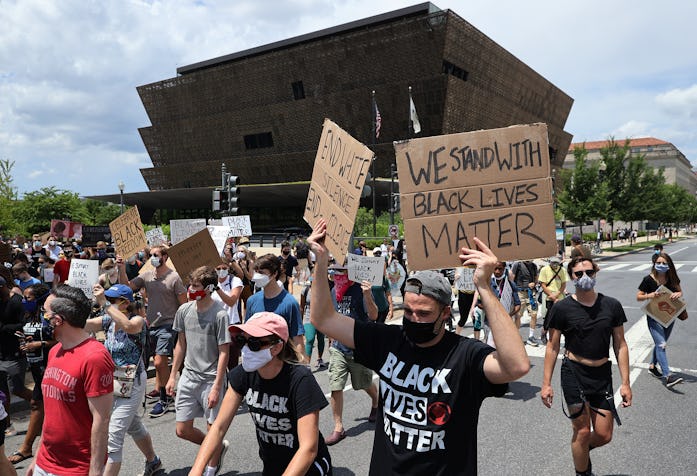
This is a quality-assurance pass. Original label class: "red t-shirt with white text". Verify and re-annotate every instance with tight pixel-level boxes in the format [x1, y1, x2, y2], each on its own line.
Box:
[36, 338, 114, 475]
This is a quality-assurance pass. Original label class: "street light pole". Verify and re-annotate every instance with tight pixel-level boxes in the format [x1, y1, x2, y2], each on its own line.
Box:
[118, 181, 125, 214]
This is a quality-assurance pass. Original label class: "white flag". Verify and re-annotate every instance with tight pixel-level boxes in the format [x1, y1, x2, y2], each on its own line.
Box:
[409, 95, 421, 134]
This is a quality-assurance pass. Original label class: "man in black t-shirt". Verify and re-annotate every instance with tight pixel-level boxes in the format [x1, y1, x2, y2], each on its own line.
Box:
[541, 257, 631, 476]
[278, 241, 299, 293]
[307, 219, 530, 476]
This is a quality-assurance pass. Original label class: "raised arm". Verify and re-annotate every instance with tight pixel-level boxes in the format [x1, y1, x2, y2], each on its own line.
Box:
[460, 238, 530, 384]
[307, 219, 357, 349]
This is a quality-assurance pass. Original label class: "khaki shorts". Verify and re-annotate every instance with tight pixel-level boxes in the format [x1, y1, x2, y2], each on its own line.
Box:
[175, 370, 224, 424]
[328, 347, 374, 392]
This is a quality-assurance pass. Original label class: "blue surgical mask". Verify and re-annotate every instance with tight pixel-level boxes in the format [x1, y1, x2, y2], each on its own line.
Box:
[573, 274, 596, 291]
[654, 250, 661, 255]
[654, 263, 669, 274]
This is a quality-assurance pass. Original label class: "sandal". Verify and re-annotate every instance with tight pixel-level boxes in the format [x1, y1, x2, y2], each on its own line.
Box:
[9, 451, 32, 465]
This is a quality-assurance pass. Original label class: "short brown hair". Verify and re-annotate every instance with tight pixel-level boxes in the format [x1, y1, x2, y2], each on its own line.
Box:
[189, 266, 217, 288]
[567, 257, 599, 275]
[254, 253, 282, 280]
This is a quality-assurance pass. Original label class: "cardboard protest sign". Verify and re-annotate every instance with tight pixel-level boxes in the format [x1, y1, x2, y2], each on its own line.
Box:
[207, 226, 231, 256]
[304, 118, 374, 261]
[109, 206, 147, 260]
[67, 259, 100, 298]
[146, 227, 167, 247]
[642, 285, 687, 327]
[170, 219, 207, 245]
[346, 254, 385, 287]
[394, 123, 556, 270]
[221, 216, 252, 237]
[167, 228, 223, 282]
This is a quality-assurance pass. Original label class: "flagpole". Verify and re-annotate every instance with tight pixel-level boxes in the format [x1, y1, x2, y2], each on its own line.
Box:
[371, 90, 377, 237]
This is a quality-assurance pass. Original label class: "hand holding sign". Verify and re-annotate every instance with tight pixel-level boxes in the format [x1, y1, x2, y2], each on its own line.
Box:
[458, 237, 498, 289]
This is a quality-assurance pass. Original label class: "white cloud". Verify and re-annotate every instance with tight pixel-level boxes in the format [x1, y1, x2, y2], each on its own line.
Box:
[656, 84, 697, 120]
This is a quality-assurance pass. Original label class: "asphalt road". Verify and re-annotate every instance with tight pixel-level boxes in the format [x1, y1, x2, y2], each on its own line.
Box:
[6, 239, 697, 475]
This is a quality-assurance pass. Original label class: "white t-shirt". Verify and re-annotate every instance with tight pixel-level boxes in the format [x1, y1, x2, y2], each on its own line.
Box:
[211, 275, 244, 324]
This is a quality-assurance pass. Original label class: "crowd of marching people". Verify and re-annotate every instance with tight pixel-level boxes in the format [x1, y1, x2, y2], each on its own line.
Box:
[0, 229, 688, 475]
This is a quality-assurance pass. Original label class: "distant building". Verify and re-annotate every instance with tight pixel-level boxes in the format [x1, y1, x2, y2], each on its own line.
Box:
[96, 2, 574, 227]
[563, 137, 697, 195]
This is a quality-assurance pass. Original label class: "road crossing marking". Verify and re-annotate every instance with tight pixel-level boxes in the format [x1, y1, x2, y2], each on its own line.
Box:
[602, 263, 632, 271]
[629, 263, 652, 272]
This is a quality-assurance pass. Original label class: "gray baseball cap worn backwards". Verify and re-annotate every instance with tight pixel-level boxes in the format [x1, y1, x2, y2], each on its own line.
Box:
[405, 270, 451, 306]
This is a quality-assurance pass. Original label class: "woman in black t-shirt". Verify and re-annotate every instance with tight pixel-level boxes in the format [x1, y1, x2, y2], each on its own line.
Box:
[636, 252, 684, 387]
[191, 312, 331, 476]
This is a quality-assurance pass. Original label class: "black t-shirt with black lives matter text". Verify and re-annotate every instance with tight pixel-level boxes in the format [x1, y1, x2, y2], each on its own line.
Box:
[229, 362, 331, 476]
[353, 321, 506, 476]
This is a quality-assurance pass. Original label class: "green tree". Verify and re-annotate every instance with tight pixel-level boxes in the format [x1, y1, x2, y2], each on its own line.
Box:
[0, 159, 20, 236]
[617, 154, 665, 226]
[556, 146, 609, 234]
[83, 199, 122, 225]
[353, 207, 403, 241]
[14, 187, 88, 234]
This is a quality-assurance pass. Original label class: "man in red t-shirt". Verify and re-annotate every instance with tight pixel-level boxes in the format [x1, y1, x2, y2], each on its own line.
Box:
[52, 250, 72, 288]
[27, 285, 114, 476]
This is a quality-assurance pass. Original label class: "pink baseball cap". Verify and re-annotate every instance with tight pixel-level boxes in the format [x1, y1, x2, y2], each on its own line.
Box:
[229, 312, 289, 342]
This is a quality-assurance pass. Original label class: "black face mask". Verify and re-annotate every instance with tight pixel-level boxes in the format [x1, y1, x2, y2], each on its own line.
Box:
[402, 314, 444, 344]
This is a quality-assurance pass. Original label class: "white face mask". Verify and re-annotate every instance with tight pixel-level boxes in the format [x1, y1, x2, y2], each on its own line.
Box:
[241, 346, 274, 372]
[235, 252, 245, 260]
[217, 268, 229, 279]
[48, 240, 56, 246]
[150, 256, 161, 267]
[252, 272, 271, 288]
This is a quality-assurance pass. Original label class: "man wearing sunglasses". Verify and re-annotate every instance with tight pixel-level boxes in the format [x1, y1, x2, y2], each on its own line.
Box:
[541, 257, 631, 476]
[27, 285, 114, 476]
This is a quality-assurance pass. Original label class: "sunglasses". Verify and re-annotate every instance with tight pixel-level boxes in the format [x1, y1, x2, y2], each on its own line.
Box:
[234, 334, 280, 351]
[573, 269, 596, 279]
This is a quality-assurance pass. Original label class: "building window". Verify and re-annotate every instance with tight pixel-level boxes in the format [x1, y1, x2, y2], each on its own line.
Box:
[244, 132, 274, 150]
[292, 81, 305, 100]
[442, 60, 468, 81]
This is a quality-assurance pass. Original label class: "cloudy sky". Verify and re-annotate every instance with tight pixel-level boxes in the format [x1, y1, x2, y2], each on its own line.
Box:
[2, 0, 696, 198]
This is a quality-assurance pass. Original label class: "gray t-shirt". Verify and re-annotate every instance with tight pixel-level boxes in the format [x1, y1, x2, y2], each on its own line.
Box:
[131, 269, 186, 327]
[173, 300, 231, 380]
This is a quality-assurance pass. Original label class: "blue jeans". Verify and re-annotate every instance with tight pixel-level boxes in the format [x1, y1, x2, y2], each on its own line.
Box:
[647, 316, 674, 375]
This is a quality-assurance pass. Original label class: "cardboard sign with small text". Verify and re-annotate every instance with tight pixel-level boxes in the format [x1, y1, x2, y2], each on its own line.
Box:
[146, 227, 167, 247]
[167, 228, 223, 282]
[304, 118, 374, 261]
[346, 254, 385, 287]
[109, 206, 147, 260]
[394, 123, 556, 270]
[642, 285, 687, 328]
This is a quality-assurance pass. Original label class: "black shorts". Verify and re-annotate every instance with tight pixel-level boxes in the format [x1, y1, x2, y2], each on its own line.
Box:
[0, 417, 6, 446]
[561, 358, 614, 413]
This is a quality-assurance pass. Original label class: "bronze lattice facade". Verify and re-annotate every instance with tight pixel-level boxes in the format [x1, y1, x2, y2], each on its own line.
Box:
[137, 2, 573, 213]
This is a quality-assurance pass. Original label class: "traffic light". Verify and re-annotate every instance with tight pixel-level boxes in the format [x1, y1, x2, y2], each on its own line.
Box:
[212, 189, 228, 211]
[227, 175, 240, 215]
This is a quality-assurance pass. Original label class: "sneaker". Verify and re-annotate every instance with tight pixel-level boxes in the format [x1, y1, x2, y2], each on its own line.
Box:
[149, 400, 170, 418]
[141, 455, 162, 476]
[146, 389, 160, 401]
[526, 336, 539, 347]
[4, 424, 17, 437]
[665, 374, 683, 388]
[215, 440, 229, 476]
[648, 365, 662, 378]
[540, 335, 548, 345]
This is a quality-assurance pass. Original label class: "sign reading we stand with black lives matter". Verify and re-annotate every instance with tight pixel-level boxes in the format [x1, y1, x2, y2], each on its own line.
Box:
[304, 118, 374, 261]
[394, 123, 556, 271]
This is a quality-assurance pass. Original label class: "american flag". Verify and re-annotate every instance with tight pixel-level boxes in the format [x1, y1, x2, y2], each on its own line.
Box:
[374, 100, 382, 139]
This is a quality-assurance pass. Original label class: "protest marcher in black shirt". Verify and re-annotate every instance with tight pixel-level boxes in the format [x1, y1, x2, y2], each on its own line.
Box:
[307, 218, 529, 476]
[191, 312, 331, 476]
[542, 257, 632, 476]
